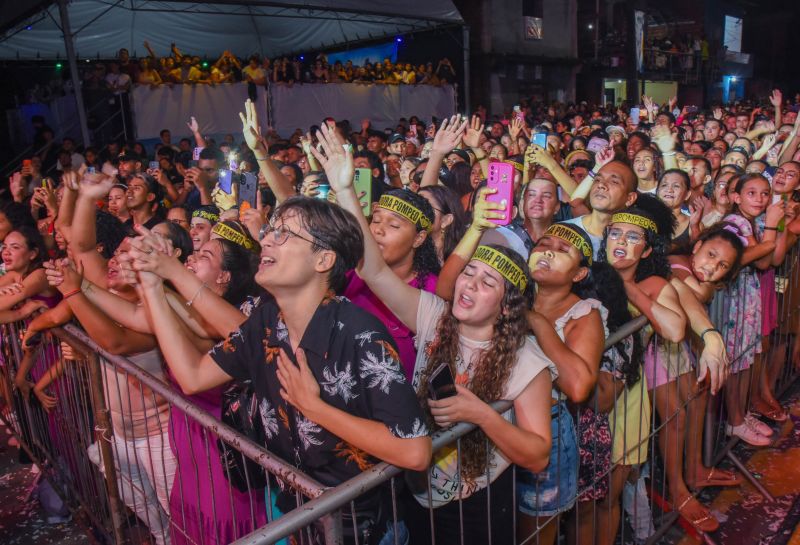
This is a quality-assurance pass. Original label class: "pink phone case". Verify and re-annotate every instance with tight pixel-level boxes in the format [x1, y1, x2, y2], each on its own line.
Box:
[486, 162, 514, 226]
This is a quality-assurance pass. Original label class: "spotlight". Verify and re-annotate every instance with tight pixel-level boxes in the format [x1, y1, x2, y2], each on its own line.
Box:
[396, 37, 403, 43]
[588, 23, 594, 30]
[730, 76, 737, 82]
[55, 62, 63, 69]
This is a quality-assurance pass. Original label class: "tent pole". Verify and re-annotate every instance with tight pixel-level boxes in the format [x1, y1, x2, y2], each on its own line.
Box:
[57, 0, 92, 147]
[462, 25, 470, 115]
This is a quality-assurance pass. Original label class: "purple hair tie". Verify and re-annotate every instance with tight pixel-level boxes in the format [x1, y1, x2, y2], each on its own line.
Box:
[722, 224, 748, 246]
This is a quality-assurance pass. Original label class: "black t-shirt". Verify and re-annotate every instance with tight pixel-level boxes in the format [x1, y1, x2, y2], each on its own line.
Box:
[209, 294, 428, 486]
[124, 215, 162, 231]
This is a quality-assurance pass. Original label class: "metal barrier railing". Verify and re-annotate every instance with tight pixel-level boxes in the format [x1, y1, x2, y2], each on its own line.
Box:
[2, 244, 798, 545]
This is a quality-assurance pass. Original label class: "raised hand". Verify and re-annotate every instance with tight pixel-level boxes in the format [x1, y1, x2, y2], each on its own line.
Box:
[79, 172, 114, 200]
[668, 96, 678, 111]
[9, 172, 25, 203]
[239, 99, 267, 156]
[524, 143, 555, 168]
[769, 89, 783, 109]
[595, 145, 615, 169]
[462, 115, 485, 149]
[309, 123, 353, 193]
[432, 115, 468, 156]
[187, 116, 200, 133]
[509, 116, 524, 142]
[652, 125, 676, 153]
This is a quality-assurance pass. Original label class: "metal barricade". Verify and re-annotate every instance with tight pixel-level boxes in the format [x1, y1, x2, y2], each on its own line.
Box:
[2, 249, 798, 545]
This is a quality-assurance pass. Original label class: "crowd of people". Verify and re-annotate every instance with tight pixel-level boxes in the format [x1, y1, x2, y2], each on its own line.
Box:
[2, 86, 800, 545]
[82, 45, 457, 89]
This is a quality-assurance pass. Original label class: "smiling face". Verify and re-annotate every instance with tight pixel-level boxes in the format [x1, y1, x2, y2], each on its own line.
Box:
[605, 222, 650, 270]
[106, 238, 132, 290]
[187, 239, 228, 290]
[189, 217, 213, 251]
[657, 171, 690, 210]
[691, 237, 737, 283]
[452, 260, 505, 327]
[369, 207, 424, 268]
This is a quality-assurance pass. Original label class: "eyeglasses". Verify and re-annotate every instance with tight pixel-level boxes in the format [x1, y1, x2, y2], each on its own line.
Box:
[608, 227, 645, 245]
[259, 223, 328, 249]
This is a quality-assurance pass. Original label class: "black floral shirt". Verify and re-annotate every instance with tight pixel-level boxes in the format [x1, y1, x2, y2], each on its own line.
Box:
[209, 294, 428, 486]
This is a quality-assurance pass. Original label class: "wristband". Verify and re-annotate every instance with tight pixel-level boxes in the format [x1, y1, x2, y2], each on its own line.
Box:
[662, 151, 676, 156]
[700, 327, 720, 343]
[62, 288, 82, 300]
[764, 226, 778, 231]
[587, 169, 597, 178]
[254, 155, 268, 161]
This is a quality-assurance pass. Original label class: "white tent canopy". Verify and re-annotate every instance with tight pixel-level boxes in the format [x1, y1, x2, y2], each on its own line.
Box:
[0, 0, 463, 60]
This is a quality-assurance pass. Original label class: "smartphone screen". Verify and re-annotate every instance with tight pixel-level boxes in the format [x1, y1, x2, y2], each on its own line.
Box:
[532, 133, 548, 148]
[630, 107, 641, 125]
[353, 168, 372, 216]
[316, 184, 331, 201]
[148, 161, 159, 170]
[218, 169, 234, 194]
[427, 363, 457, 400]
[193, 147, 204, 161]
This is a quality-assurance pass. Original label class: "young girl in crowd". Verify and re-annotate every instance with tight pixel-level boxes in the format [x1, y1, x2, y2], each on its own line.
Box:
[312, 125, 553, 545]
[721, 174, 785, 446]
[656, 169, 701, 250]
[596, 195, 687, 541]
[343, 188, 440, 378]
[633, 148, 659, 194]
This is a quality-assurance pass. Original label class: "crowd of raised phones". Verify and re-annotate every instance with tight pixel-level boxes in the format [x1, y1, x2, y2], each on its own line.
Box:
[2, 88, 800, 545]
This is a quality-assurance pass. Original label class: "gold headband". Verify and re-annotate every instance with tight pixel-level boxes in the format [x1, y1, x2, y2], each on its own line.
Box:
[377, 194, 432, 232]
[544, 224, 593, 265]
[472, 245, 528, 292]
[192, 209, 219, 223]
[212, 222, 259, 253]
[503, 160, 524, 173]
[611, 212, 658, 234]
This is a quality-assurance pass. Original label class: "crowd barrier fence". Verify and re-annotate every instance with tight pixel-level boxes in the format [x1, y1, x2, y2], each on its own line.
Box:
[1, 245, 799, 545]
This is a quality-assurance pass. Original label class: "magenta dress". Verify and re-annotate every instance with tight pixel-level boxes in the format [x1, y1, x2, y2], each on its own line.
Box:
[168, 381, 268, 545]
[344, 270, 438, 380]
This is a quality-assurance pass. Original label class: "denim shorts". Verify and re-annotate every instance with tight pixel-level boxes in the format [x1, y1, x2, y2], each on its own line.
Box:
[516, 402, 579, 517]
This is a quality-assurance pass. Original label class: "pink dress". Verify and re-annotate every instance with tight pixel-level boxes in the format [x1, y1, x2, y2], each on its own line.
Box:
[344, 271, 438, 380]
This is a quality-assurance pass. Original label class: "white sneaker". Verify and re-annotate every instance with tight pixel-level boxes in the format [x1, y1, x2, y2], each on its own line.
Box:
[726, 422, 771, 446]
[744, 413, 773, 437]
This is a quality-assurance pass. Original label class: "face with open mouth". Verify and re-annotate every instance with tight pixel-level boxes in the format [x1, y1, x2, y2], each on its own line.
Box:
[656, 172, 690, 210]
[189, 218, 213, 251]
[605, 223, 648, 270]
[529, 235, 584, 286]
[452, 260, 506, 328]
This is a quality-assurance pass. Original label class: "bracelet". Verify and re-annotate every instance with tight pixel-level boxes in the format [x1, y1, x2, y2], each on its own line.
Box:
[587, 169, 597, 178]
[764, 226, 778, 231]
[186, 282, 207, 307]
[700, 327, 720, 343]
[662, 151, 676, 156]
[62, 288, 82, 300]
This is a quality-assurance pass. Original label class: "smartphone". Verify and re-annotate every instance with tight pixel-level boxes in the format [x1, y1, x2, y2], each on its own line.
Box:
[630, 107, 641, 125]
[316, 183, 331, 201]
[408, 124, 418, 139]
[218, 169, 234, 194]
[686, 105, 698, 114]
[193, 147, 204, 161]
[513, 105, 524, 123]
[148, 161, 159, 170]
[228, 152, 239, 171]
[427, 363, 457, 400]
[486, 162, 514, 226]
[238, 172, 258, 208]
[532, 132, 548, 148]
[41, 178, 50, 188]
[353, 168, 372, 216]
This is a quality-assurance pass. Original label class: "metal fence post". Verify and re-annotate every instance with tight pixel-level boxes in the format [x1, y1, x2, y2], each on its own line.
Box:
[85, 351, 126, 544]
[321, 510, 344, 545]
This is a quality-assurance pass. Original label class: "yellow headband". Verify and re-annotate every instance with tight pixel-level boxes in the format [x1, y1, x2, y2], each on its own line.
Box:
[544, 224, 593, 265]
[377, 194, 432, 232]
[192, 209, 219, 223]
[212, 222, 259, 253]
[611, 212, 658, 234]
[472, 245, 528, 293]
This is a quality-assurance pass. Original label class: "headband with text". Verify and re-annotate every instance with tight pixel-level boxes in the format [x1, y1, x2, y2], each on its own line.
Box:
[212, 222, 259, 253]
[611, 212, 658, 234]
[377, 194, 433, 232]
[472, 245, 528, 293]
[544, 224, 594, 265]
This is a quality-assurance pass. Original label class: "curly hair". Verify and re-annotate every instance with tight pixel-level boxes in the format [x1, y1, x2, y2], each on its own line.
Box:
[95, 209, 128, 259]
[416, 245, 531, 480]
[378, 189, 441, 284]
[215, 238, 260, 307]
[601, 194, 674, 282]
[417, 185, 468, 262]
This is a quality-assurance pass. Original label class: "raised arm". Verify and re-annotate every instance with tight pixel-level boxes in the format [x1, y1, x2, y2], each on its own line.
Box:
[186, 116, 207, 148]
[461, 115, 489, 179]
[310, 124, 421, 332]
[526, 144, 578, 196]
[421, 115, 467, 188]
[652, 125, 678, 171]
[435, 187, 503, 300]
[624, 277, 687, 343]
[239, 100, 295, 202]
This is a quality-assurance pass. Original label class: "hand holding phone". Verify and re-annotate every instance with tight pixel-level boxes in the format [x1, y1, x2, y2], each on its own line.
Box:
[353, 168, 372, 216]
[427, 363, 457, 400]
[486, 162, 514, 226]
